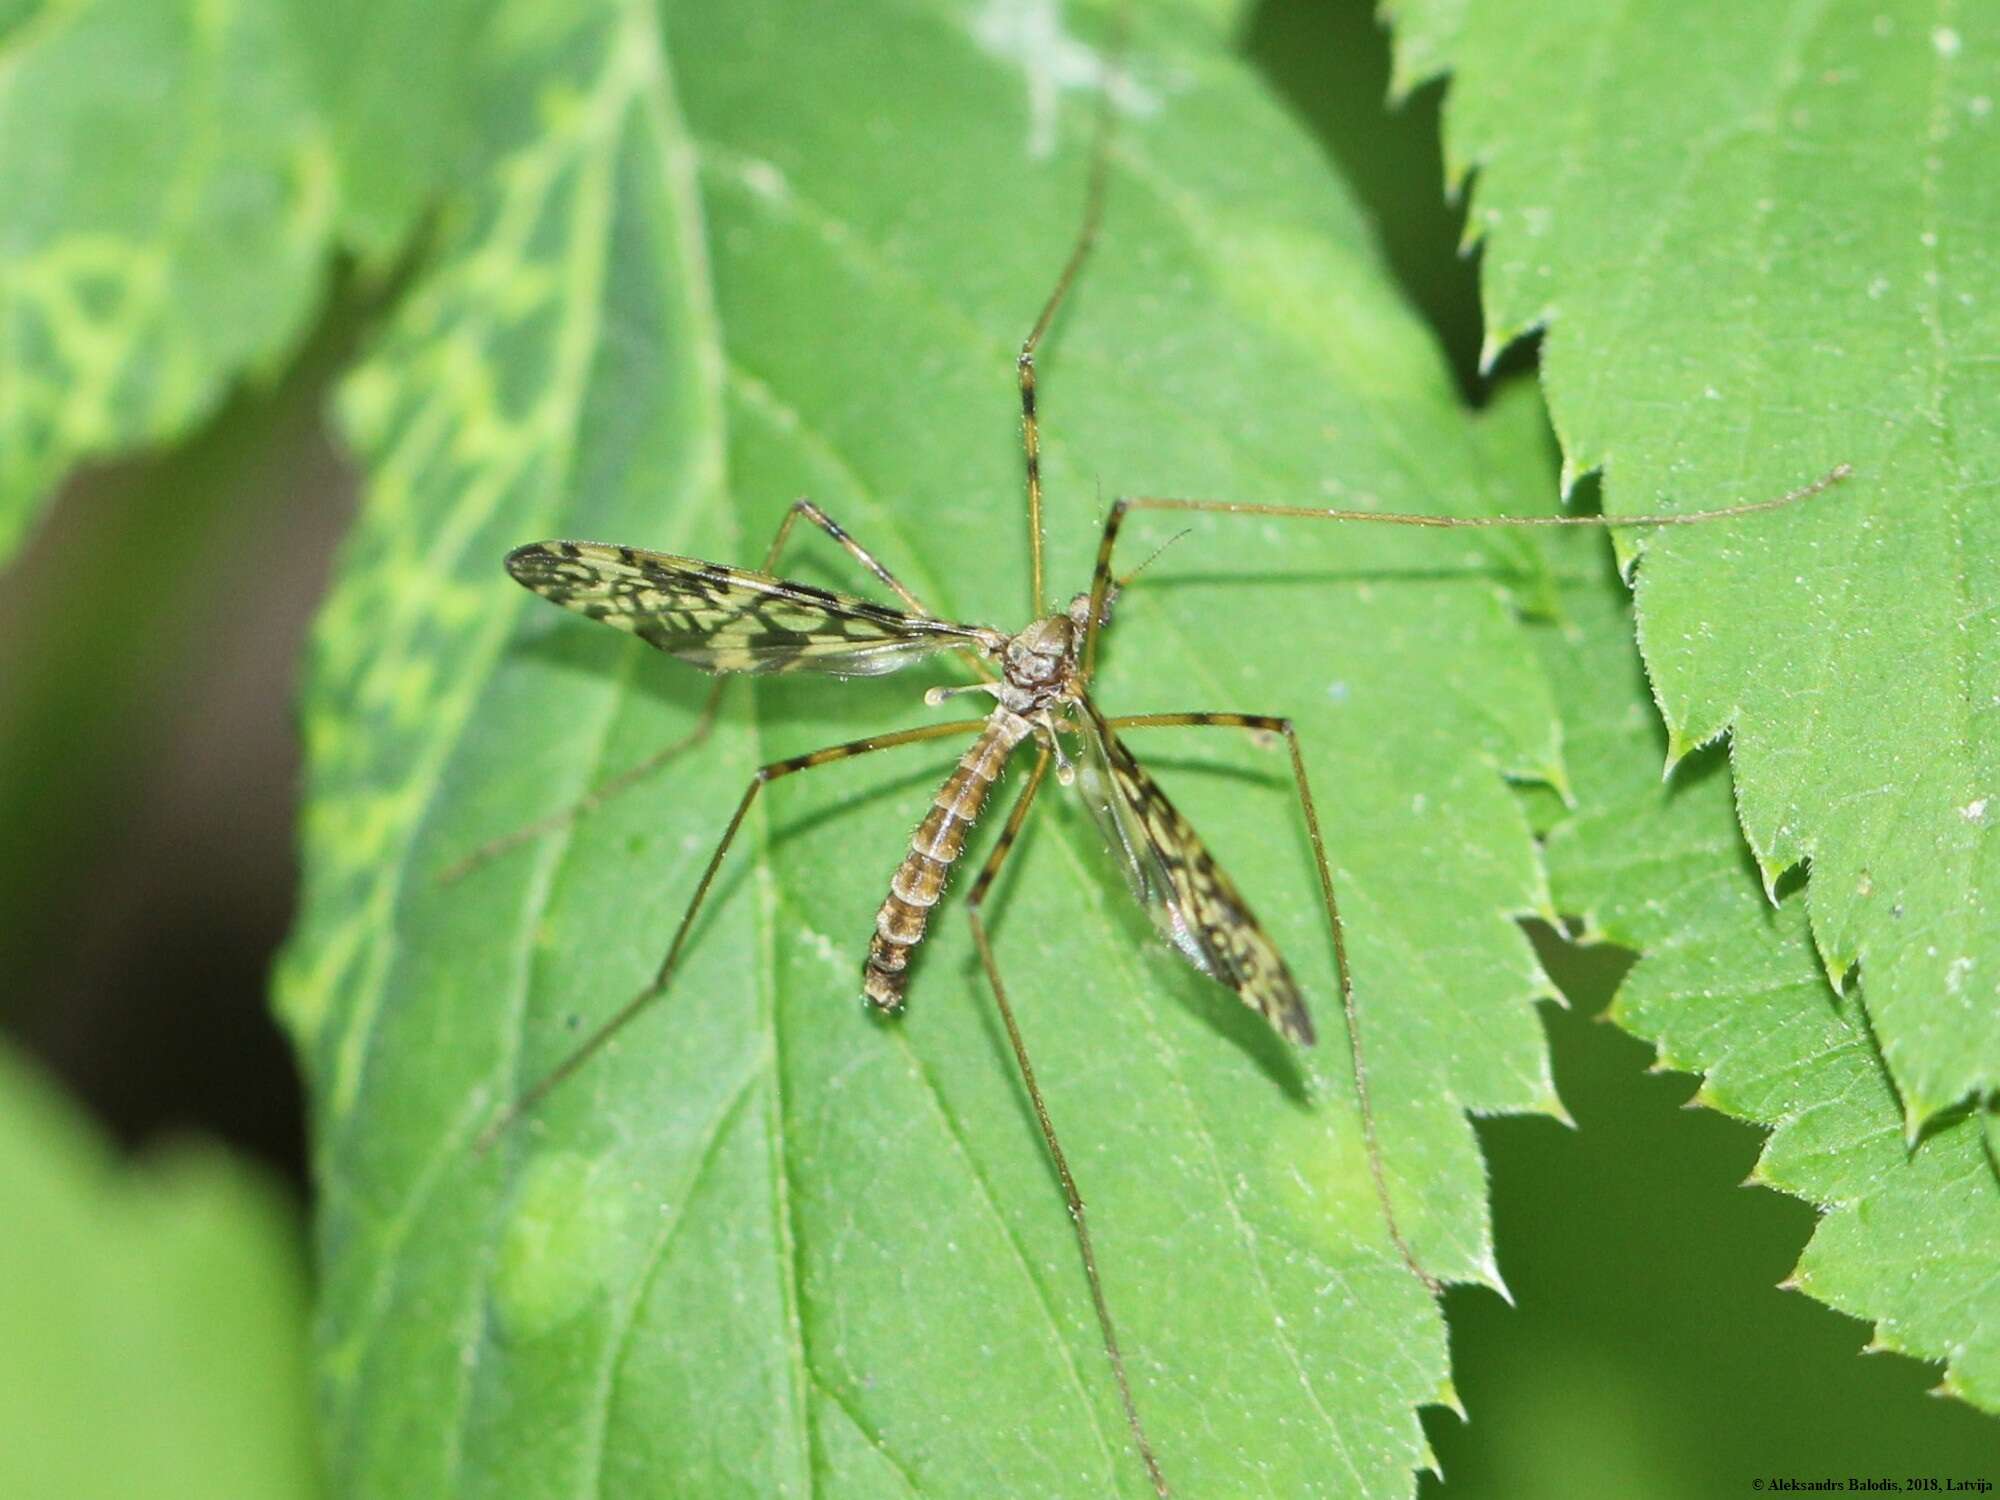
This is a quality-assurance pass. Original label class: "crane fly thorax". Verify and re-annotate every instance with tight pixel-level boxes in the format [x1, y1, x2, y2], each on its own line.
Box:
[996, 608, 1084, 714]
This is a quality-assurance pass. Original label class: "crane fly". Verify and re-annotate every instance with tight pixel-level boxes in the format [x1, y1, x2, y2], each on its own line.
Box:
[451, 23, 1852, 1496]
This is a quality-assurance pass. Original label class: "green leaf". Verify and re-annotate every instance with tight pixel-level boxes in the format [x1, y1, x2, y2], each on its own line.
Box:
[1531, 531, 2000, 1414]
[278, 2, 1584, 1492]
[0, 1042, 319, 1500]
[1386, 0, 2000, 1124]
[289, 0, 499, 257]
[0, 0, 335, 562]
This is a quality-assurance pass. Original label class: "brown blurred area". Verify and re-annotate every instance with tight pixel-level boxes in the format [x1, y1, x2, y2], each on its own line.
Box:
[0, 274, 375, 1192]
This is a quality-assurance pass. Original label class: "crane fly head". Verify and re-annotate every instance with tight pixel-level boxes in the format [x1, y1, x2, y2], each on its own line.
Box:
[998, 609, 1086, 713]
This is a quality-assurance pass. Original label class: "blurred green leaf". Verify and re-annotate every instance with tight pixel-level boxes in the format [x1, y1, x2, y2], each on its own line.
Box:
[0, 0, 41, 46]
[272, 0, 1611, 1493]
[0, 0, 334, 560]
[0, 1042, 318, 1500]
[1533, 531, 2000, 1414]
[288, 0, 499, 258]
[1384, 0, 2000, 1127]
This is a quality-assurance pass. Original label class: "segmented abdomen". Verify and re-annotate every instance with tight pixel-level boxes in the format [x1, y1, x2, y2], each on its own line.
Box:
[863, 712, 1032, 1011]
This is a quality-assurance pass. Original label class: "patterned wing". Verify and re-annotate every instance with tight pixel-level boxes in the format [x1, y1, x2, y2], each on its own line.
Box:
[1071, 704, 1315, 1045]
[506, 541, 994, 676]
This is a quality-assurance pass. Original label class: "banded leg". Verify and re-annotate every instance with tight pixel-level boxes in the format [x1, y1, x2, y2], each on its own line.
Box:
[1081, 466, 1852, 671]
[1017, 7, 1127, 617]
[441, 497, 982, 884]
[773, 495, 936, 620]
[476, 716, 987, 1149]
[961, 744, 1170, 1498]
[1106, 711, 1439, 1296]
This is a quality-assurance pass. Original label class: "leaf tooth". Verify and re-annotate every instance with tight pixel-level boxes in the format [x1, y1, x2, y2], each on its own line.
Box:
[1415, 1432, 1445, 1481]
[1524, 880, 1563, 935]
[1570, 911, 1611, 949]
[1681, 1080, 1722, 1112]
[1472, 1249, 1515, 1306]
[1901, 1093, 1936, 1148]
[1386, 52, 1428, 110]
[1557, 451, 1589, 503]
[1661, 721, 1697, 779]
[1534, 1085, 1577, 1130]
[1753, 852, 1788, 907]
[1476, 316, 1542, 374]
[1433, 1377, 1468, 1423]
[1647, 1042, 1687, 1074]
[1458, 205, 1487, 257]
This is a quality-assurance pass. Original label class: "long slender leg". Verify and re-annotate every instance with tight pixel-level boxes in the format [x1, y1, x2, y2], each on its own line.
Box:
[963, 746, 1172, 1498]
[476, 717, 988, 1149]
[773, 496, 935, 618]
[1017, 7, 1129, 617]
[442, 498, 986, 884]
[1105, 711, 1440, 1296]
[782, 497, 995, 687]
[1082, 466, 1853, 672]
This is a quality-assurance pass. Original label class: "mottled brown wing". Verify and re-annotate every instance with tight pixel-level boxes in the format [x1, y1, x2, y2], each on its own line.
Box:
[1071, 704, 1315, 1045]
[506, 541, 993, 676]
